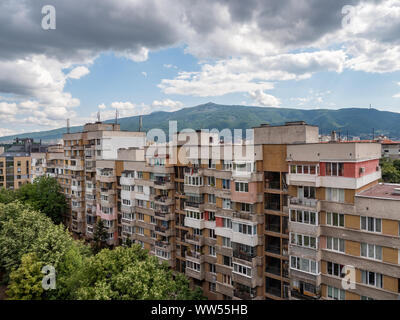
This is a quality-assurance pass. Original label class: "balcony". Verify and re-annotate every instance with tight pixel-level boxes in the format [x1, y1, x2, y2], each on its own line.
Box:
[155, 240, 172, 251]
[186, 251, 205, 263]
[154, 211, 174, 221]
[155, 225, 173, 236]
[154, 195, 173, 206]
[233, 289, 257, 300]
[184, 217, 205, 229]
[121, 205, 134, 214]
[185, 233, 205, 246]
[120, 176, 135, 186]
[289, 197, 320, 210]
[185, 267, 205, 281]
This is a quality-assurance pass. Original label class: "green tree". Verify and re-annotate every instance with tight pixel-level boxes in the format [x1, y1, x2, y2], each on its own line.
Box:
[76, 245, 204, 300]
[0, 188, 17, 204]
[381, 159, 400, 183]
[16, 176, 67, 224]
[92, 219, 108, 254]
[6, 253, 44, 300]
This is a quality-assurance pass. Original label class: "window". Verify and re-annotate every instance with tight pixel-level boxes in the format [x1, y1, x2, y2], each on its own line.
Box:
[208, 211, 215, 221]
[137, 171, 143, 179]
[208, 159, 216, 169]
[290, 164, 317, 175]
[361, 216, 381, 233]
[325, 162, 344, 176]
[361, 243, 382, 261]
[136, 185, 144, 193]
[222, 236, 231, 247]
[222, 274, 232, 285]
[233, 263, 252, 277]
[223, 256, 232, 267]
[222, 218, 232, 229]
[325, 188, 345, 203]
[361, 270, 383, 288]
[137, 213, 144, 221]
[222, 179, 230, 189]
[187, 260, 201, 272]
[122, 199, 131, 206]
[297, 186, 317, 199]
[210, 229, 216, 239]
[208, 193, 216, 204]
[232, 222, 257, 235]
[327, 286, 345, 300]
[326, 212, 345, 227]
[186, 210, 203, 220]
[290, 209, 318, 225]
[209, 282, 216, 292]
[290, 256, 319, 275]
[326, 237, 345, 253]
[235, 182, 249, 192]
[222, 199, 232, 209]
[136, 227, 144, 235]
[222, 161, 232, 171]
[210, 263, 216, 273]
[326, 262, 345, 278]
[209, 246, 216, 256]
[207, 176, 216, 186]
[240, 203, 252, 212]
[290, 233, 317, 249]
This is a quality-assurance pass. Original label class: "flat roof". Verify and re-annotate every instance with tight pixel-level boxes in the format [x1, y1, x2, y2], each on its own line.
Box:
[357, 183, 400, 201]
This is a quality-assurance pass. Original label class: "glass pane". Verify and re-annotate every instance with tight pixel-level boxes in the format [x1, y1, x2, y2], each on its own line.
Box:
[304, 211, 310, 224]
[368, 217, 374, 232]
[361, 216, 366, 230]
[333, 213, 338, 226]
[327, 212, 332, 225]
[339, 239, 345, 252]
[304, 236, 309, 247]
[333, 238, 338, 251]
[310, 166, 316, 174]
[368, 244, 374, 258]
[376, 219, 381, 232]
[339, 214, 344, 227]
[361, 243, 367, 257]
[376, 246, 382, 260]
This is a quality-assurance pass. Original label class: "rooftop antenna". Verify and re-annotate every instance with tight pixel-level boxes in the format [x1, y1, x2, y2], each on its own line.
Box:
[372, 128, 375, 140]
[139, 115, 143, 132]
[67, 118, 70, 134]
[369, 104, 372, 109]
[115, 109, 119, 125]
[97, 111, 101, 122]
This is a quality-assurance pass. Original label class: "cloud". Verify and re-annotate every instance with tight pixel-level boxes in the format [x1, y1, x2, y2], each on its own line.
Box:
[141, 71, 148, 77]
[67, 66, 90, 79]
[249, 90, 280, 107]
[96, 99, 185, 120]
[159, 50, 345, 96]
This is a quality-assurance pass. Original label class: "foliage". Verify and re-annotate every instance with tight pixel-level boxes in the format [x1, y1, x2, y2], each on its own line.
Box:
[92, 219, 109, 254]
[16, 176, 67, 224]
[6, 253, 44, 300]
[75, 245, 205, 300]
[380, 158, 400, 183]
[0, 202, 202, 300]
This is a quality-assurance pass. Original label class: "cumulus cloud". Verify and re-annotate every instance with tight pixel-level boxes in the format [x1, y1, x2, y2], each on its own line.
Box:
[67, 66, 90, 79]
[249, 90, 281, 107]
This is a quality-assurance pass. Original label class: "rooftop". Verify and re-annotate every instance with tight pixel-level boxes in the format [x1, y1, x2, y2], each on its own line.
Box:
[357, 183, 400, 200]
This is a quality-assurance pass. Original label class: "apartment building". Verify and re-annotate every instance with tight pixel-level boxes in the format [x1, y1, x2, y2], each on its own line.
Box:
[115, 145, 176, 266]
[286, 141, 384, 299]
[61, 122, 146, 237]
[45, 119, 400, 300]
[0, 138, 48, 189]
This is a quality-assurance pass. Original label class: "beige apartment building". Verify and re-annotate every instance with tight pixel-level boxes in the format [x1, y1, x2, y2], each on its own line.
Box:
[50, 120, 400, 300]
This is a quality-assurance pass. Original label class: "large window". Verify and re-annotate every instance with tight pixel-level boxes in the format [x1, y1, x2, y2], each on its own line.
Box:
[325, 188, 345, 203]
[361, 243, 382, 261]
[325, 162, 344, 176]
[326, 212, 345, 227]
[327, 286, 345, 300]
[361, 270, 383, 288]
[298, 186, 316, 199]
[233, 263, 252, 277]
[361, 216, 381, 233]
[290, 209, 318, 225]
[232, 222, 257, 235]
[290, 233, 317, 249]
[326, 262, 345, 278]
[235, 182, 249, 192]
[326, 237, 345, 253]
[290, 164, 317, 175]
[290, 256, 319, 275]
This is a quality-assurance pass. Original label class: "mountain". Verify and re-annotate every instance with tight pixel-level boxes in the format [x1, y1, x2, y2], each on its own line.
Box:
[1, 103, 400, 143]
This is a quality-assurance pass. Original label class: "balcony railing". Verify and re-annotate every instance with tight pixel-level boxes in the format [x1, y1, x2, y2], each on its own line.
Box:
[234, 289, 256, 300]
[289, 197, 318, 208]
[233, 251, 256, 262]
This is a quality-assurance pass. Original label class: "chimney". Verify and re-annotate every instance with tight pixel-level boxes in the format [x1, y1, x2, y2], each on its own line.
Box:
[139, 115, 143, 132]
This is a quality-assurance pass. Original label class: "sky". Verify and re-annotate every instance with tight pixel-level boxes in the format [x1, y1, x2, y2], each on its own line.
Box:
[1, 0, 400, 136]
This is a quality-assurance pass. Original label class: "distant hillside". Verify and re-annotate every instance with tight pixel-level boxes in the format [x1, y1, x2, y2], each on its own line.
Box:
[1, 103, 399, 143]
